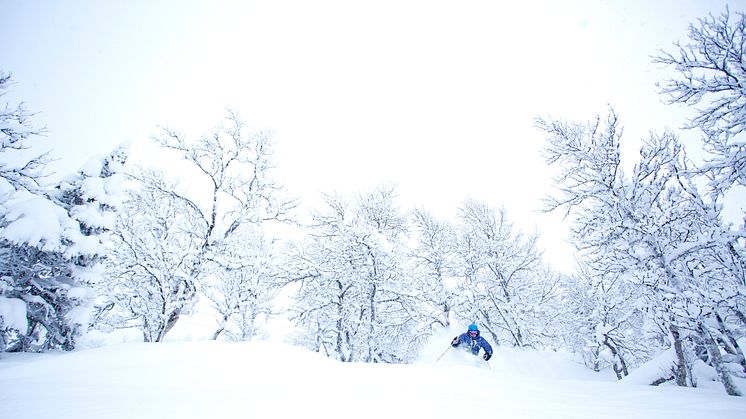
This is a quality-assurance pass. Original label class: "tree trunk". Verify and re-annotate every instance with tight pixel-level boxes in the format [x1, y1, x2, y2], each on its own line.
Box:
[239, 309, 256, 341]
[700, 324, 743, 396]
[211, 312, 231, 340]
[592, 346, 601, 372]
[314, 322, 322, 353]
[440, 301, 451, 328]
[335, 281, 347, 362]
[142, 319, 154, 342]
[367, 283, 377, 363]
[603, 336, 629, 379]
[160, 309, 180, 342]
[716, 313, 746, 375]
[670, 324, 690, 387]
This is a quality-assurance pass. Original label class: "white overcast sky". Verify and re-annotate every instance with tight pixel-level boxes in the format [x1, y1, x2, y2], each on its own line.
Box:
[1, 0, 737, 271]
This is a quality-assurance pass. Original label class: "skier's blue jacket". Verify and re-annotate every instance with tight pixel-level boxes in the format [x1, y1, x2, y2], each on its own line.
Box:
[452, 331, 493, 356]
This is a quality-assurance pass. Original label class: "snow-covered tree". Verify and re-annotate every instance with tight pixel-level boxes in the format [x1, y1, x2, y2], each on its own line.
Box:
[103, 169, 200, 342]
[101, 111, 294, 341]
[409, 208, 459, 329]
[538, 110, 744, 395]
[449, 199, 564, 349]
[52, 147, 128, 334]
[0, 157, 126, 352]
[653, 9, 746, 394]
[202, 228, 275, 341]
[654, 8, 746, 191]
[0, 72, 49, 194]
[560, 265, 649, 378]
[285, 186, 428, 363]
[0, 72, 127, 352]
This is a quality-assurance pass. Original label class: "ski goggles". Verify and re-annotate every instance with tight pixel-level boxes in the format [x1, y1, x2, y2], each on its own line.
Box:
[468, 331, 478, 336]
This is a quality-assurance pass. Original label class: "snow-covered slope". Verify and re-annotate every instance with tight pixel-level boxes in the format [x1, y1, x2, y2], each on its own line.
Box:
[1, 338, 745, 419]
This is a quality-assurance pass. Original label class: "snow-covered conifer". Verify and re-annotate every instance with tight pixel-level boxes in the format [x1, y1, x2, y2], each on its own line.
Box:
[0, 72, 128, 351]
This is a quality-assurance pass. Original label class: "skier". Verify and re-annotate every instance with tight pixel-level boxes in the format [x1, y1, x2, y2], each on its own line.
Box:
[451, 323, 493, 361]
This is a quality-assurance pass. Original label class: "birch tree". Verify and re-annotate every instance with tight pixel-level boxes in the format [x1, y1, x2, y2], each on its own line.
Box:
[202, 229, 274, 341]
[450, 199, 563, 349]
[285, 186, 427, 362]
[654, 8, 746, 191]
[538, 110, 744, 395]
[409, 208, 459, 329]
[103, 170, 200, 342]
[102, 111, 294, 341]
[561, 265, 649, 378]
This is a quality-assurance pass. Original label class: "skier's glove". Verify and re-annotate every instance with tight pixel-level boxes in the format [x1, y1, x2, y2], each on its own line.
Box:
[483, 352, 492, 361]
[451, 337, 459, 347]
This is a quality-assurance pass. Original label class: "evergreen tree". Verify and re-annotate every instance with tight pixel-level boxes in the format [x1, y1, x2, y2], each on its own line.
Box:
[0, 72, 127, 351]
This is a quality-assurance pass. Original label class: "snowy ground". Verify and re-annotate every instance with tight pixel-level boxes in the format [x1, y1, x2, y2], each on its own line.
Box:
[2, 332, 745, 419]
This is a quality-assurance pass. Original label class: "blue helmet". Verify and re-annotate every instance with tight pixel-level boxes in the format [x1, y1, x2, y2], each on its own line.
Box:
[468, 323, 479, 332]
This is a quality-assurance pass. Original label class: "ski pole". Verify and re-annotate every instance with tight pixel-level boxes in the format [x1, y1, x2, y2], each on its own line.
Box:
[436, 345, 452, 362]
